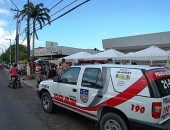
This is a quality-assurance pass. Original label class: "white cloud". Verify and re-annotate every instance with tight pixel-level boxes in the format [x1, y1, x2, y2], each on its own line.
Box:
[0, 20, 7, 26]
[30, 38, 44, 49]
[0, 27, 16, 51]
[0, 8, 10, 14]
[21, 37, 44, 50]
[34, 39, 44, 48]
[0, 27, 7, 37]
[20, 39, 27, 47]
[0, 25, 45, 53]
[99, 32, 108, 36]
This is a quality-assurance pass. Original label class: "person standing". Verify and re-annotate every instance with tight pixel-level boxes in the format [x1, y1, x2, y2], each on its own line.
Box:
[57, 58, 68, 76]
[41, 63, 46, 81]
[35, 63, 41, 87]
[17, 62, 22, 75]
[61, 58, 68, 72]
[30, 62, 34, 75]
[47, 64, 57, 79]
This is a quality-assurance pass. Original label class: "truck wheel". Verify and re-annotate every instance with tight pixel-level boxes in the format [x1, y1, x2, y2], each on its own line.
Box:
[41, 92, 55, 113]
[100, 113, 128, 130]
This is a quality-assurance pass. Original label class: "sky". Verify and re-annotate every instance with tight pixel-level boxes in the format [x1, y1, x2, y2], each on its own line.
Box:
[1, 0, 170, 54]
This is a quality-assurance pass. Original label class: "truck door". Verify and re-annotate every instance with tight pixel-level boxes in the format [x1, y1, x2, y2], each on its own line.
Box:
[56, 67, 81, 110]
[77, 67, 106, 117]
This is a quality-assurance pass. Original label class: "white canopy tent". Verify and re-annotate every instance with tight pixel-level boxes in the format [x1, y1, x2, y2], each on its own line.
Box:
[120, 46, 169, 66]
[85, 49, 124, 60]
[122, 46, 168, 60]
[167, 50, 170, 55]
[63, 52, 93, 62]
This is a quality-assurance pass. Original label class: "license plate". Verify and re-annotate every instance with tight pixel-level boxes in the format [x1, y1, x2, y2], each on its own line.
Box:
[162, 97, 170, 116]
[12, 77, 15, 80]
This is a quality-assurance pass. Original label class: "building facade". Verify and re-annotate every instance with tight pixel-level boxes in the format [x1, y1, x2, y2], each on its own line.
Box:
[102, 31, 170, 53]
[33, 41, 98, 59]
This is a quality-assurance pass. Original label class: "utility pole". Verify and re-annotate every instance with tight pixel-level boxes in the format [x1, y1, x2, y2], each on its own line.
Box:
[27, 0, 31, 75]
[10, 0, 20, 64]
[15, 12, 19, 64]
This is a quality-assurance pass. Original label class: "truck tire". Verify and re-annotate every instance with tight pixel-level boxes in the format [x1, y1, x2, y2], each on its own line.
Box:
[41, 92, 55, 113]
[100, 113, 128, 130]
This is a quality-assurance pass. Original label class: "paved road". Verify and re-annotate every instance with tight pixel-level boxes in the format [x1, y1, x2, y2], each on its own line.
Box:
[0, 70, 98, 130]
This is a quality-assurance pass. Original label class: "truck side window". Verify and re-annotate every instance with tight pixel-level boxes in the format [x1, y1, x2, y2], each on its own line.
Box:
[81, 68, 103, 89]
[60, 67, 80, 85]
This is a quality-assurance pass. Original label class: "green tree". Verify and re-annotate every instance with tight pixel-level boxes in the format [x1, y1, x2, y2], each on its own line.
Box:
[1, 44, 27, 63]
[19, 2, 51, 60]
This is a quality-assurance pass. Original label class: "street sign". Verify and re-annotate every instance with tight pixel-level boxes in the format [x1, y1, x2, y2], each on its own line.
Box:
[46, 41, 58, 53]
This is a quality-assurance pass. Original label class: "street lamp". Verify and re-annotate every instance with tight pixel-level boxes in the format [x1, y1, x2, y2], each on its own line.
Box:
[5, 39, 11, 64]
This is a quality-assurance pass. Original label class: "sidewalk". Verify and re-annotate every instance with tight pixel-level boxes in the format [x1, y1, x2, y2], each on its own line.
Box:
[21, 78, 37, 89]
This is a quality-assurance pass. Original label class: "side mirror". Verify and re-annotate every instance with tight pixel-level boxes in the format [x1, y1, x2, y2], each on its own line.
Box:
[62, 78, 68, 83]
[53, 76, 59, 82]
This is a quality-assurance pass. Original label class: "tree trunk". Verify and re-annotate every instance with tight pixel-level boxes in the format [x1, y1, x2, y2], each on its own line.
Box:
[27, 0, 31, 76]
[32, 20, 36, 61]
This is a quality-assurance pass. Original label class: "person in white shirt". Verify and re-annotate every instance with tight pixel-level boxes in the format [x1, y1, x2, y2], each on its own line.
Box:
[17, 62, 22, 75]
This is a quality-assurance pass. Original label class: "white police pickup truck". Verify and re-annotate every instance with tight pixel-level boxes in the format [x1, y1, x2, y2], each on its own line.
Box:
[37, 64, 170, 130]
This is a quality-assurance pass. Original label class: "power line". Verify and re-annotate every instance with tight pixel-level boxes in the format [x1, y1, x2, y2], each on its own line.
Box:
[49, 0, 63, 10]
[36, 0, 90, 31]
[28, 0, 78, 32]
[50, 0, 77, 17]
[45, 0, 56, 8]
[19, 0, 90, 42]
[9, 0, 19, 11]
[20, 36, 27, 45]
[20, 28, 26, 37]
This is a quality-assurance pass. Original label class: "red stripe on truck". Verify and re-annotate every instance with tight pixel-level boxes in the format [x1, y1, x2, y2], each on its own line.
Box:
[80, 75, 148, 111]
[145, 69, 170, 82]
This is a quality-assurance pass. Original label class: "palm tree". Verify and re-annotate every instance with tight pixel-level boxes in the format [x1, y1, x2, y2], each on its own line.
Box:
[19, 2, 51, 60]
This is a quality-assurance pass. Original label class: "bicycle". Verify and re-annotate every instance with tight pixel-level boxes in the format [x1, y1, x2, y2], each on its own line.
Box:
[8, 75, 21, 89]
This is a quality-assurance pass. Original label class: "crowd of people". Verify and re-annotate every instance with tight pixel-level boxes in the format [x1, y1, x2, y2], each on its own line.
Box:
[8, 58, 70, 87]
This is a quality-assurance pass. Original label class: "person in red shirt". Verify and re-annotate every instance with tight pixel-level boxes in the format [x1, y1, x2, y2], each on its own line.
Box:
[9, 64, 19, 81]
[10, 64, 18, 76]
[8, 63, 21, 88]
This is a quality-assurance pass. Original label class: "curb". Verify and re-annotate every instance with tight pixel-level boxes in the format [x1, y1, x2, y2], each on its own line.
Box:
[21, 80, 38, 92]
